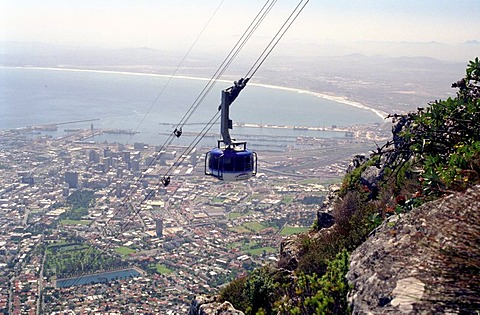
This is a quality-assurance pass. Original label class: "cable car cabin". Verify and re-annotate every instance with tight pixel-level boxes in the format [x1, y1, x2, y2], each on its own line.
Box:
[205, 140, 257, 181]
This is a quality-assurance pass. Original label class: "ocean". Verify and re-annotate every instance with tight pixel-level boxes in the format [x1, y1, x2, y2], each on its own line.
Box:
[0, 67, 384, 146]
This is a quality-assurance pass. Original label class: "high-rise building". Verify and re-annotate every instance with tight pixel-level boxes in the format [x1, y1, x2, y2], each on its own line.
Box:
[134, 142, 147, 150]
[102, 157, 112, 170]
[122, 151, 131, 169]
[155, 218, 163, 237]
[131, 160, 140, 172]
[89, 150, 100, 163]
[64, 172, 79, 188]
[63, 156, 72, 166]
[21, 174, 35, 185]
[115, 181, 122, 198]
[122, 151, 131, 164]
[190, 148, 197, 165]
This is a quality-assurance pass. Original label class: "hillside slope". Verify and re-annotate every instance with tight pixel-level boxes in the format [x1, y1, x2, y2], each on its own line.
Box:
[189, 57, 480, 315]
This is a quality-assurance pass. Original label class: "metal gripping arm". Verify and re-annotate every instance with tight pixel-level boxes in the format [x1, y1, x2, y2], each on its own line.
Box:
[220, 78, 249, 146]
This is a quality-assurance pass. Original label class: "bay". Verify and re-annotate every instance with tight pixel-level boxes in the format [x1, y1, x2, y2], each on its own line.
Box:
[0, 67, 383, 146]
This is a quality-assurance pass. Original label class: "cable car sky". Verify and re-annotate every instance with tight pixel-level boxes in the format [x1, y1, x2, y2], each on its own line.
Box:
[1, 0, 479, 59]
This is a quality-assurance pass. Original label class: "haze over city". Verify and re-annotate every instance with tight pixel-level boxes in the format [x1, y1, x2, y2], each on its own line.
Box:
[2, 0, 480, 60]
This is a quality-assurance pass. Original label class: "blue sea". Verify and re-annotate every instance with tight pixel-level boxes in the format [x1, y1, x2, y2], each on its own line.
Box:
[0, 67, 383, 146]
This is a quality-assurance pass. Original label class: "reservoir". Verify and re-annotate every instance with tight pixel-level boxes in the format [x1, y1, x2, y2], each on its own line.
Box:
[56, 268, 143, 288]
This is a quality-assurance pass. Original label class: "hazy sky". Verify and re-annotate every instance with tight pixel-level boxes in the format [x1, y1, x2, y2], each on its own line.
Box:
[1, 0, 479, 54]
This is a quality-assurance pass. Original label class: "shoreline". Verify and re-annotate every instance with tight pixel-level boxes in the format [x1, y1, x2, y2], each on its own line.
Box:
[3, 65, 388, 120]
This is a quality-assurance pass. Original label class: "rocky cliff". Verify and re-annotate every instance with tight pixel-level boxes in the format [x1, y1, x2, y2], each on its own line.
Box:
[347, 185, 480, 314]
[188, 295, 244, 315]
[189, 58, 480, 314]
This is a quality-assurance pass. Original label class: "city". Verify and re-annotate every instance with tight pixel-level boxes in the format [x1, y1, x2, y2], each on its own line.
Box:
[0, 121, 386, 314]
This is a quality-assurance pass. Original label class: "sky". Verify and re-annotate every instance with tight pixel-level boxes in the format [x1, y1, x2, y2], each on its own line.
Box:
[1, 0, 479, 58]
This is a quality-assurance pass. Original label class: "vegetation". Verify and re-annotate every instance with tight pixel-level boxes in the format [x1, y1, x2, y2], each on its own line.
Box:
[246, 246, 277, 256]
[114, 246, 136, 257]
[244, 222, 267, 233]
[59, 189, 95, 221]
[229, 226, 251, 234]
[276, 250, 350, 314]
[66, 189, 95, 209]
[153, 263, 173, 275]
[219, 58, 480, 314]
[45, 240, 128, 279]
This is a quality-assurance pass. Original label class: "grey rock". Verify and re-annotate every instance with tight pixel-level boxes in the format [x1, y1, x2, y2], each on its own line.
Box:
[279, 233, 301, 271]
[347, 185, 480, 314]
[188, 295, 244, 315]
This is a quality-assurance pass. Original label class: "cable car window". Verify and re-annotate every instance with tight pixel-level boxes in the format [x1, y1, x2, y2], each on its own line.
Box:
[209, 155, 218, 169]
[223, 157, 234, 172]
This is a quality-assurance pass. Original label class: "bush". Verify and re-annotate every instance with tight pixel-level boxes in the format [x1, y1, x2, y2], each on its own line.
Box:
[388, 58, 480, 194]
[219, 266, 277, 315]
[276, 249, 350, 314]
[219, 276, 249, 311]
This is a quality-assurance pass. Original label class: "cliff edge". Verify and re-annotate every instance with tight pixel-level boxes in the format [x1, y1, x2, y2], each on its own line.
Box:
[348, 185, 480, 314]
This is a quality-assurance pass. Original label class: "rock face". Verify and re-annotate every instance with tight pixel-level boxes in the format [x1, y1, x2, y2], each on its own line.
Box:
[188, 295, 244, 315]
[347, 185, 480, 314]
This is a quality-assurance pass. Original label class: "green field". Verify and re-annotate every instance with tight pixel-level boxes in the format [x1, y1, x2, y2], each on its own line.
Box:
[45, 240, 125, 279]
[212, 198, 224, 204]
[114, 246, 136, 256]
[280, 226, 310, 235]
[155, 264, 173, 274]
[228, 212, 243, 219]
[226, 240, 277, 256]
[246, 246, 277, 256]
[243, 222, 266, 233]
[226, 242, 244, 249]
[281, 195, 295, 204]
[228, 210, 256, 219]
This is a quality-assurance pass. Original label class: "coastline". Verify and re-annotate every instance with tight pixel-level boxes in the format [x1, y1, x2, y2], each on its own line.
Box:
[3, 65, 388, 120]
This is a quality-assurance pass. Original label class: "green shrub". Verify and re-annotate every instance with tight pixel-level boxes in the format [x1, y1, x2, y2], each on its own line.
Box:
[394, 58, 480, 194]
[276, 249, 350, 314]
[219, 276, 249, 311]
[219, 266, 277, 315]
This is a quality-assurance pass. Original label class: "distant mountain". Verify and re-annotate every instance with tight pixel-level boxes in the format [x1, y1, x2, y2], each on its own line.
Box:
[464, 40, 480, 45]
[0, 41, 228, 77]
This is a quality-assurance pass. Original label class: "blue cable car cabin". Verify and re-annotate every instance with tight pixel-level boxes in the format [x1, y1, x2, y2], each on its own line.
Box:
[205, 77, 257, 181]
[205, 140, 257, 181]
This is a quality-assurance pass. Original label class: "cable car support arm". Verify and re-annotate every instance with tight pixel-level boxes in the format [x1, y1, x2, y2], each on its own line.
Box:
[220, 77, 249, 147]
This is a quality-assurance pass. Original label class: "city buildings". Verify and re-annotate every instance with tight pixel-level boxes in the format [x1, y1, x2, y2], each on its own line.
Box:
[0, 123, 380, 314]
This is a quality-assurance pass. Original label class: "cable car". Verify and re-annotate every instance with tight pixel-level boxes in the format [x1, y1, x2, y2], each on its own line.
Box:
[205, 78, 257, 181]
[205, 140, 257, 181]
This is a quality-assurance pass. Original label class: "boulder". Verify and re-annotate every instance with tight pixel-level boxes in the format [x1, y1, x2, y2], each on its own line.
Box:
[188, 295, 244, 315]
[347, 185, 480, 314]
